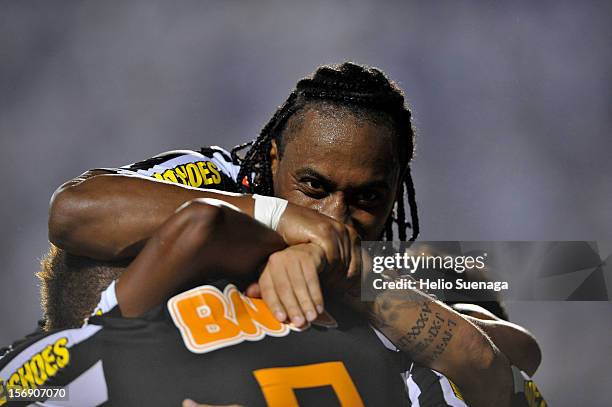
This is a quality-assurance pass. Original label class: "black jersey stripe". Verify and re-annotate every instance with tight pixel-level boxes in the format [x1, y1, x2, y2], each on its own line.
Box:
[200, 146, 233, 163]
[412, 368, 452, 407]
[126, 152, 186, 171]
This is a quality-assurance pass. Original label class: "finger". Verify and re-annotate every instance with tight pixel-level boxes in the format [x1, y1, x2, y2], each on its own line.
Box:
[301, 255, 325, 314]
[346, 226, 362, 279]
[245, 282, 261, 298]
[335, 224, 352, 276]
[287, 260, 318, 322]
[314, 223, 342, 271]
[269, 262, 305, 327]
[361, 245, 373, 274]
[331, 221, 349, 268]
[259, 270, 286, 322]
[336, 225, 350, 273]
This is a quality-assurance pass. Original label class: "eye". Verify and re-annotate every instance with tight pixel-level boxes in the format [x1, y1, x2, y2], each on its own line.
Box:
[305, 179, 323, 190]
[299, 177, 327, 198]
[356, 190, 382, 206]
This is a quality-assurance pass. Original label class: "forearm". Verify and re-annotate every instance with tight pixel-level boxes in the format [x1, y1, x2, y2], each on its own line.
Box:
[464, 315, 541, 376]
[49, 172, 255, 260]
[365, 289, 512, 407]
[116, 199, 286, 317]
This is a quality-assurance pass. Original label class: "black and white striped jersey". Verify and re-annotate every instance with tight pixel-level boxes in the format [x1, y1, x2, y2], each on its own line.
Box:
[0, 147, 543, 406]
[109, 146, 243, 192]
[0, 279, 476, 407]
[0, 280, 474, 407]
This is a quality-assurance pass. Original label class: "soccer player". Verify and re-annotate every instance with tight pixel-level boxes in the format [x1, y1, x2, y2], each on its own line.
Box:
[2, 198, 541, 406]
[46, 62, 507, 326]
[29, 62, 543, 405]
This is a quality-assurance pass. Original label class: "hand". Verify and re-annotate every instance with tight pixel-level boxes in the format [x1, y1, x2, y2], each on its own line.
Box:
[246, 243, 367, 324]
[276, 204, 362, 280]
[254, 243, 327, 327]
[182, 399, 243, 407]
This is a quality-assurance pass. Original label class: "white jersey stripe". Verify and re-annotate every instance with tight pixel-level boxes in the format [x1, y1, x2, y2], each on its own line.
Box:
[0, 325, 101, 377]
[29, 360, 108, 407]
[429, 370, 468, 406]
[371, 326, 400, 352]
[90, 280, 117, 317]
[405, 371, 422, 407]
[438, 375, 468, 407]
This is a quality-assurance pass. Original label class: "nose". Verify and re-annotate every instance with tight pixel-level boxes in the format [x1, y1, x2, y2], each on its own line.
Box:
[319, 193, 353, 226]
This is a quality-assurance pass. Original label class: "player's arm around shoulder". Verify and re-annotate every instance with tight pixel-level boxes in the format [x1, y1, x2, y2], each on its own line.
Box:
[46, 147, 360, 275]
[48, 149, 252, 260]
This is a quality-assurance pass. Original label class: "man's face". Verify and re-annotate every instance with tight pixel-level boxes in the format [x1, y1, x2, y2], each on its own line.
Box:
[271, 108, 402, 240]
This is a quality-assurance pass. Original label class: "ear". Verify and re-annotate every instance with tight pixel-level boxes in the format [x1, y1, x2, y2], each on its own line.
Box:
[270, 139, 280, 177]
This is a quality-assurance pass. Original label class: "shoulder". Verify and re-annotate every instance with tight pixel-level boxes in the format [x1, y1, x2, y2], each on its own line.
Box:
[370, 328, 468, 406]
[0, 324, 102, 383]
[117, 146, 242, 191]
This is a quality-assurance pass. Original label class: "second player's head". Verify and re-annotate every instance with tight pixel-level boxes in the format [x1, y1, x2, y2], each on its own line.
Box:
[234, 62, 419, 241]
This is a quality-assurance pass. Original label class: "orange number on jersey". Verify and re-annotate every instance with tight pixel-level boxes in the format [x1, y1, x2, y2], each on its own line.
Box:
[253, 362, 364, 407]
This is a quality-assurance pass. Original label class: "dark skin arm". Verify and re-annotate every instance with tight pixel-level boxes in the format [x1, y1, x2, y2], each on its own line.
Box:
[116, 198, 286, 317]
[452, 303, 542, 376]
[49, 170, 255, 260]
[118, 207, 511, 407]
[49, 171, 361, 280]
[117, 199, 282, 407]
[258, 250, 514, 407]
[354, 288, 513, 407]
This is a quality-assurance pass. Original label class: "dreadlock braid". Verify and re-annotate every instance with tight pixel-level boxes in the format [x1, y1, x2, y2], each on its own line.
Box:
[232, 62, 419, 241]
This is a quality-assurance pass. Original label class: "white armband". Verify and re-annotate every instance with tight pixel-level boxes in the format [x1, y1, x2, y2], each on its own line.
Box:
[252, 194, 288, 230]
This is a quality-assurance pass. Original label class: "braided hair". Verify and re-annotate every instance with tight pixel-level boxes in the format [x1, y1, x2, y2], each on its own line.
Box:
[232, 62, 419, 241]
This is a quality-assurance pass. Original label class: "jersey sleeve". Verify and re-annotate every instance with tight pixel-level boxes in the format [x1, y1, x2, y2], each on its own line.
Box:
[510, 367, 548, 407]
[370, 328, 468, 406]
[404, 364, 468, 407]
[90, 280, 119, 318]
[0, 325, 106, 406]
[403, 364, 548, 407]
[104, 146, 241, 192]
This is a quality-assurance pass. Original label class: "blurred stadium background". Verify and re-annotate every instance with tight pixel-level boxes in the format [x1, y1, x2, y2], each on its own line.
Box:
[1, 1, 611, 404]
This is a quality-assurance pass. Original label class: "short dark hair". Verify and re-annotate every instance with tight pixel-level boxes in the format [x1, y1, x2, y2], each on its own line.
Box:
[232, 62, 419, 241]
[38, 245, 126, 330]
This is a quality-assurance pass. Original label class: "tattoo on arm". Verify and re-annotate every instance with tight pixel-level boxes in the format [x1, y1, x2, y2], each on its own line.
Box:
[370, 288, 459, 363]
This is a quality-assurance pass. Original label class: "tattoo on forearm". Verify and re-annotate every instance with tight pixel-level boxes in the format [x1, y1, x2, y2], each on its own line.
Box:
[370, 290, 459, 363]
[397, 302, 432, 347]
[425, 318, 456, 363]
[420, 312, 444, 348]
